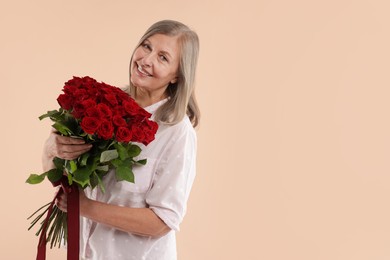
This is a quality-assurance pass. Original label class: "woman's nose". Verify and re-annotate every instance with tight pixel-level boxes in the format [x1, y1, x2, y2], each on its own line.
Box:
[141, 52, 155, 67]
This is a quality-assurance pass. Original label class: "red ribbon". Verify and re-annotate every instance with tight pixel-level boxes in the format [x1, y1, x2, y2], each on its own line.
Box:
[36, 176, 79, 260]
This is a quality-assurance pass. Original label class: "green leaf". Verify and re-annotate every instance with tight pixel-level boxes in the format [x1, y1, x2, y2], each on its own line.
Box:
[115, 165, 134, 183]
[47, 169, 63, 183]
[80, 153, 89, 166]
[127, 144, 141, 157]
[136, 159, 147, 165]
[53, 157, 65, 169]
[67, 173, 73, 185]
[96, 165, 109, 172]
[52, 122, 72, 136]
[111, 159, 121, 168]
[100, 150, 118, 163]
[115, 143, 129, 160]
[51, 111, 66, 121]
[63, 114, 79, 134]
[106, 140, 116, 150]
[72, 166, 93, 187]
[94, 172, 106, 193]
[26, 173, 47, 184]
[89, 171, 98, 189]
[39, 110, 61, 121]
[69, 160, 77, 173]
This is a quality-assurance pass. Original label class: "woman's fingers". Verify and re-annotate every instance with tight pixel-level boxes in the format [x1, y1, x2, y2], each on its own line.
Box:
[55, 134, 86, 145]
[48, 131, 92, 160]
[55, 193, 68, 212]
[56, 189, 88, 213]
[56, 143, 92, 160]
[59, 144, 91, 153]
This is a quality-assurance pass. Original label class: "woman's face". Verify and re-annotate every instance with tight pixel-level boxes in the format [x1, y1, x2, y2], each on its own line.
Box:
[130, 33, 180, 96]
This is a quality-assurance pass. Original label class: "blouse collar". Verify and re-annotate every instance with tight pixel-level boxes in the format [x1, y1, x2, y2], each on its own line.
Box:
[144, 98, 168, 114]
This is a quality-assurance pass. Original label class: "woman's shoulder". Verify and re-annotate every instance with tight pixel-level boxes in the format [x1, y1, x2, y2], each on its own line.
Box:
[158, 115, 196, 140]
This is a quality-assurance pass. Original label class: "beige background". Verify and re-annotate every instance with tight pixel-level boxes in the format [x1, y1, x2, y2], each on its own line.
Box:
[1, 0, 389, 259]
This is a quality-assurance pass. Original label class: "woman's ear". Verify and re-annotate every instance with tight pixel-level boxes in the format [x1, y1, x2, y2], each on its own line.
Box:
[170, 77, 178, 84]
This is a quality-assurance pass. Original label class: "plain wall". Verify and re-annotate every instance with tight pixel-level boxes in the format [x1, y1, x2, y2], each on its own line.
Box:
[1, 0, 389, 259]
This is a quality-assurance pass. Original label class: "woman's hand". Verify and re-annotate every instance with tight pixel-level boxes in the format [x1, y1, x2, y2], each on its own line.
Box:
[42, 129, 92, 171]
[45, 129, 92, 160]
[55, 188, 90, 213]
[55, 189, 68, 212]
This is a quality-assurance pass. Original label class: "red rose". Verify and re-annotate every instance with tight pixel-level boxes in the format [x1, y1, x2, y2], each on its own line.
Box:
[123, 98, 151, 118]
[123, 100, 140, 116]
[72, 99, 96, 119]
[74, 89, 89, 102]
[144, 119, 158, 133]
[81, 117, 101, 134]
[141, 120, 158, 145]
[81, 76, 97, 87]
[65, 77, 83, 88]
[87, 87, 98, 98]
[116, 127, 132, 143]
[114, 108, 126, 117]
[97, 103, 113, 119]
[97, 120, 114, 140]
[100, 83, 112, 92]
[137, 107, 152, 118]
[130, 125, 145, 143]
[104, 94, 118, 107]
[142, 131, 154, 145]
[81, 99, 96, 109]
[63, 84, 77, 95]
[57, 94, 73, 110]
[85, 106, 103, 118]
[115, 89, 131, 102]
[72, 102, 86, 119]
[112, 115, 127, 127]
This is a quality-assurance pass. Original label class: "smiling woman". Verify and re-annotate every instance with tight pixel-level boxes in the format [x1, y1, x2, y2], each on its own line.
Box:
[42, 20, 200, 260]
[128, 20, 200, 127]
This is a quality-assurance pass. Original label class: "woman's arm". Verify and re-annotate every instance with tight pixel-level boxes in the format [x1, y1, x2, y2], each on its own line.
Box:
[56, 191, 171, 238]
[81, 193, 171, 237]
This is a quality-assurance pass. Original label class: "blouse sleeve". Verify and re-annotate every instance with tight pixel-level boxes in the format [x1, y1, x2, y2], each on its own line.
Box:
[145, 122, 197, 231]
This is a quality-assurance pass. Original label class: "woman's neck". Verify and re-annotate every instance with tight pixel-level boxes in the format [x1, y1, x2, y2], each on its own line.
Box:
[134, 88, 167, 108]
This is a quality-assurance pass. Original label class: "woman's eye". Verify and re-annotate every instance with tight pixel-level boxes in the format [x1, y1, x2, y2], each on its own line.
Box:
[142, 44, 151, 50]
[160, 55, 168, 62]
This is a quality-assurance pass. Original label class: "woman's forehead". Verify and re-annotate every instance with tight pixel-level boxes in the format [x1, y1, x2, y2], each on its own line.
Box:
[146, 34, 181, 58]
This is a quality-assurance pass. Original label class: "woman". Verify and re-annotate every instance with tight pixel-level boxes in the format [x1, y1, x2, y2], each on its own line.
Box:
[43, 20, 200, 260]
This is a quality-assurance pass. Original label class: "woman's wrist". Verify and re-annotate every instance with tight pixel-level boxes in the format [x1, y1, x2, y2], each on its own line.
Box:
[79, 193, 92, 217]
[42, 152, 55, 172]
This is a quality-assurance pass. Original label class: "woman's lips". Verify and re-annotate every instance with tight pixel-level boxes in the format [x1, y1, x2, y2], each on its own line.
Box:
[136, 63, 152, 77]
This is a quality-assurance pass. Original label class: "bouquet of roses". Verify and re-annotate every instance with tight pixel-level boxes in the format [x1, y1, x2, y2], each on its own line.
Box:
[26, 76, 158, 250]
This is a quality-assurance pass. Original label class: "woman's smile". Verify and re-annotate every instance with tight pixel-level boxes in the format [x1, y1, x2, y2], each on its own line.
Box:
[136, 63, 152, 77]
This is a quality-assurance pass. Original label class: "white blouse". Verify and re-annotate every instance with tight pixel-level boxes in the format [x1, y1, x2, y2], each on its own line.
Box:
[80, 99, 197, 260]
